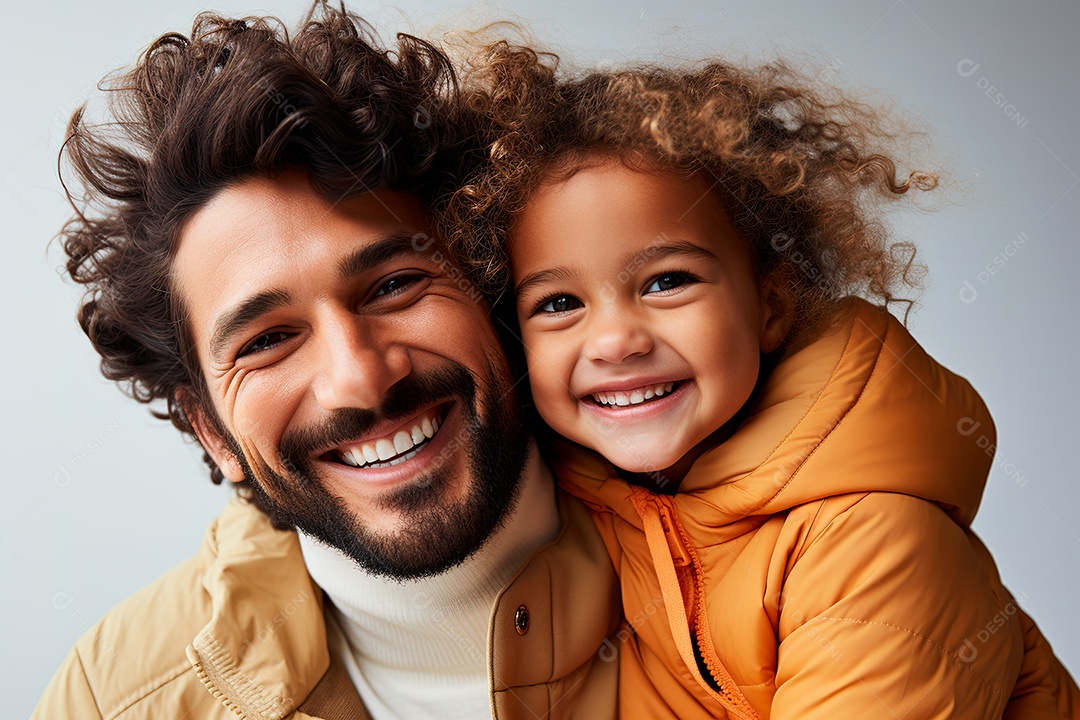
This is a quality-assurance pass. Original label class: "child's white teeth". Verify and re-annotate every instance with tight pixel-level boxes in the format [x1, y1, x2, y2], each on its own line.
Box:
[591, 382, 679, 407]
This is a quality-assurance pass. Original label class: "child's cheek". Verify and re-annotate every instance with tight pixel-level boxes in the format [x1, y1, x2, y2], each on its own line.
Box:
[527, 345, 573, 426]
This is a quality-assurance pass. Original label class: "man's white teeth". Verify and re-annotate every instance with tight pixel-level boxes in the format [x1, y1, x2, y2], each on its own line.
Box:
[592, 382, 676, 407]
[343, 448, 366, 467]
[376, 438, 396, 461]
[337, 412, 443, 468]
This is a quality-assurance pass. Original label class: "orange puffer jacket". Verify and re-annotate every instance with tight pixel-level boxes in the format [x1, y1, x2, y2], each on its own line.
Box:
[556, 299, 1079, 719]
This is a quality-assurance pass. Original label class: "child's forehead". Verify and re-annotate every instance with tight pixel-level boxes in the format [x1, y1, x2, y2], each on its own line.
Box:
[511, 158, 753, 271]
[526, 156, 730, 228]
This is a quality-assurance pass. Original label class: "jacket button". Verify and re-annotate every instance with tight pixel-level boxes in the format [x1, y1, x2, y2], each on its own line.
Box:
[514, 605, 530, 635]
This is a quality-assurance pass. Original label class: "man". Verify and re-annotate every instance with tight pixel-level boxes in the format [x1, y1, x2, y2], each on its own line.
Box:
[34, 5, 619, 719]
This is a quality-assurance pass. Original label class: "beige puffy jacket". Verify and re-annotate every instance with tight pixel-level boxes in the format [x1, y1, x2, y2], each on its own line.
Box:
[558, 299, 1080, 719]
[32, 489, 621, 719]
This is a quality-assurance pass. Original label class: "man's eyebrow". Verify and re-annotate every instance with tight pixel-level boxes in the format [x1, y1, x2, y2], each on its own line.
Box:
[208, 232, 428, 362]
[209, 288, 292, 362]
[338, 231, 429, 282]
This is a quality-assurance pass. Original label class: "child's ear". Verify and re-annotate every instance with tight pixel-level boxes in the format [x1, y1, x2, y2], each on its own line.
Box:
[179, 391, 245, 483]
[758, 274, 794, 353]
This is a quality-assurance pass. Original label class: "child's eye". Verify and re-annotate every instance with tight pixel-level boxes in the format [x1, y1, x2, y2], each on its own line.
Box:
[535, 294, 583, 315]
[239, 331, 292, 358]
[645, 272, 696, 294]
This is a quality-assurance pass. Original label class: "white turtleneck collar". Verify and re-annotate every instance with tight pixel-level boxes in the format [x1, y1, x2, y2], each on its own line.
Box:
[298, 442, 560, 720]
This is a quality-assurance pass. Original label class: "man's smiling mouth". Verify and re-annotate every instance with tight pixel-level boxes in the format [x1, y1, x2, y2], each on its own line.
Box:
[589, 381, 682, 408]
[330, 406, 446, 469]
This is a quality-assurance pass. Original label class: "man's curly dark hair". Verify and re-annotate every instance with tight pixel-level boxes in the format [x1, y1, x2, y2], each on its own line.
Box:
[58, 1, 473, 508]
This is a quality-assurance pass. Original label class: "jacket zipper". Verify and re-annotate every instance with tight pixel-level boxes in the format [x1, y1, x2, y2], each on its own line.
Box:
[653, 498, 761, 720]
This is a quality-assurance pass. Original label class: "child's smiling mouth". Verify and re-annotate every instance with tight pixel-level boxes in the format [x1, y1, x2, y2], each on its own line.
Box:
[586, 380, 687, 408]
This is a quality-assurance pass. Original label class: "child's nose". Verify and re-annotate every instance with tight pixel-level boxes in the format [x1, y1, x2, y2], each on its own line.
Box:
[582, 312, 654, 364]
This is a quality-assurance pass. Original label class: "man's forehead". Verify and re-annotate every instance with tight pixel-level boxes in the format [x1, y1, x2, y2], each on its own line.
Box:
[184, 172, 428, 239]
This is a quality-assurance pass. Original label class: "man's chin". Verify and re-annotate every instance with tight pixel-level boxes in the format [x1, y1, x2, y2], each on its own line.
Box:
[294, 466, 515, 580]
[244, 437, 526, 581]
[234, 360, 531, 580]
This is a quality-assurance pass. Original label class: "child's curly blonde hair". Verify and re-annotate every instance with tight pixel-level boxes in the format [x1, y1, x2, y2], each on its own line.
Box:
[441, 37, 939, 348]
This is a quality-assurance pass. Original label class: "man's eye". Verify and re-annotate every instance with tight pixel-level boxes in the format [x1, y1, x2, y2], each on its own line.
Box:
[645, 272, 695, 294]
[239, 331, 291, 357]
[374, 274, 423, 297]
[536, 295, 583, 315]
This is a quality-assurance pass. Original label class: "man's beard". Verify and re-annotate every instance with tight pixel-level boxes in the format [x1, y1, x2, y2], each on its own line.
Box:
[225, 361, 531, 580]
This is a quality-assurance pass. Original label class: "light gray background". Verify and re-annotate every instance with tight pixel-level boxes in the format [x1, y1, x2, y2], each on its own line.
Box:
[4, 0, 1077, 714]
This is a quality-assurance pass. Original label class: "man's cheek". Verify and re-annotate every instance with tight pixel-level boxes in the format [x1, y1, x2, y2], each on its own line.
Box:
[229, 369, 300, 443]
[235, 432, 288, 497]
[230, 409, 280, 474]
[218, 366, 253, 430]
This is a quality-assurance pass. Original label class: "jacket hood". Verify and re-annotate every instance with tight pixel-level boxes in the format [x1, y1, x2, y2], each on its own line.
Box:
[556, 299, 996, 531]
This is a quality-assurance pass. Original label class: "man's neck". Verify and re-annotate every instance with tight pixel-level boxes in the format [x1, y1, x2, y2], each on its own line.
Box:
[297, 443, 559, 719]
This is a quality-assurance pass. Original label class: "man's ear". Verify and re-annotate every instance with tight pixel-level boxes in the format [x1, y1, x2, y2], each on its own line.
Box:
[180, 391, 245, 483]
[759, 273, 794, 354]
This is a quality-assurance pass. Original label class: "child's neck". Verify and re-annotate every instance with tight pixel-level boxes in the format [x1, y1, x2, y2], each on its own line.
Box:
[623, 411, 745, 494]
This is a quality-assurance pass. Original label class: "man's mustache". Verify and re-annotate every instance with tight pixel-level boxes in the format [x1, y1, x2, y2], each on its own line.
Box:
[278, 363, 477, 468]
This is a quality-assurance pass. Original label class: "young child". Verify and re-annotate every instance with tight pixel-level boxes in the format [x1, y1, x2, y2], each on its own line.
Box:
[446, 44, 1080, 718]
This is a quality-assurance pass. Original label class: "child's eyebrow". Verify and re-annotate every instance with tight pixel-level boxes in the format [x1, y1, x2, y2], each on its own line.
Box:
[515, 240, 720, 299]
[515, 266, 583, 299]
[615, 239, 720, 269]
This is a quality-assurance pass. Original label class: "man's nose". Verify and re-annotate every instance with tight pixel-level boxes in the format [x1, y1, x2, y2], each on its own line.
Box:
[582, 307, 654, 364]
[312, 312, 412, 411]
